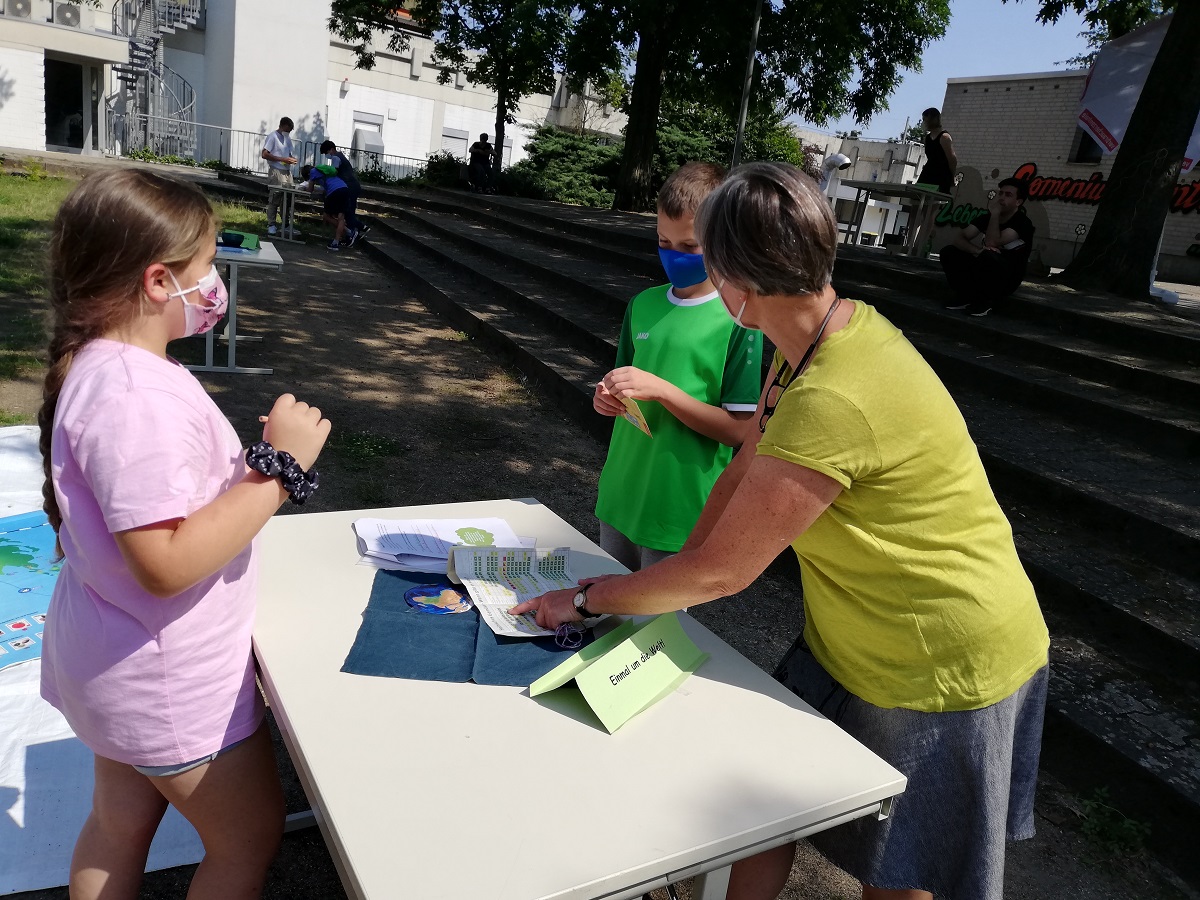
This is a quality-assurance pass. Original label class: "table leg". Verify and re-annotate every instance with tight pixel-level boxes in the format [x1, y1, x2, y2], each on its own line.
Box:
[905, 197, 924, 254]
[852, 189, 868, 246]
[203, 315, 215, 367]
[226, 264, 239, 369]
[692, 865, 731, 900]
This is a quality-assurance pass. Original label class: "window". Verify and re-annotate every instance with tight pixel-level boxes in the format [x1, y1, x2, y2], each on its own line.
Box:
[1069, 127, 1104, 164]
[441, 128, 469, 159]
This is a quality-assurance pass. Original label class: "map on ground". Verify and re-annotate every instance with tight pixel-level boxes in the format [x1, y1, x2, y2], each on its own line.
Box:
[0, 511, 61, 671]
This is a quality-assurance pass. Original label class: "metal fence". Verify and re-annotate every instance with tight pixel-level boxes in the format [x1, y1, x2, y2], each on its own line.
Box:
[349, 149, 428, 183]
[109, 114, 429, 182]
[109, 113, 274, 173]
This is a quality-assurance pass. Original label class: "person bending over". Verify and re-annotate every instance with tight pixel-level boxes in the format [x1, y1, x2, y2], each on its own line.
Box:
[515, 161, 1049, 900]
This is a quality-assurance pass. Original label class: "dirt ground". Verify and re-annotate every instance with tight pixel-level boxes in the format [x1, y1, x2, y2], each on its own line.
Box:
[6, 236, 1197, 900]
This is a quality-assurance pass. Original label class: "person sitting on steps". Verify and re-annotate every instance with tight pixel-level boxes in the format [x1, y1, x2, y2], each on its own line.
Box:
[939, 178, 1035, 317]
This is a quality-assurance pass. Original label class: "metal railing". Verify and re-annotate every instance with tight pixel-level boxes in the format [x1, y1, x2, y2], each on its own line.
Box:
[107, 115, 431, 183]
[108, 113, 274, 173]
[349, 149, 427, 183]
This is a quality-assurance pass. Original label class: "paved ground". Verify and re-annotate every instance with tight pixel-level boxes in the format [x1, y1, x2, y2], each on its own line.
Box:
[6, 227, 1198, 899]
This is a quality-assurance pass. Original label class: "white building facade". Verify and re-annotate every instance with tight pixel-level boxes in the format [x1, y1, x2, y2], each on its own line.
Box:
[0, 1, 127, 154]
[794, 126, 929, 246]
[0, 0, 625, 171]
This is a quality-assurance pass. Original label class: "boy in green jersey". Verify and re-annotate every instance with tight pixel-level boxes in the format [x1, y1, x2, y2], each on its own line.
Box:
[593, 162, 763, 571]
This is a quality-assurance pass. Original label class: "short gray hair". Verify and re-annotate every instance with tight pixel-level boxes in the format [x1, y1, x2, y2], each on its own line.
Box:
[695, 161, 837, 297]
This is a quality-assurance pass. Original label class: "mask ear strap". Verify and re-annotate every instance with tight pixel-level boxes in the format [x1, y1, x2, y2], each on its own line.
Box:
[165, 269, 191, 299]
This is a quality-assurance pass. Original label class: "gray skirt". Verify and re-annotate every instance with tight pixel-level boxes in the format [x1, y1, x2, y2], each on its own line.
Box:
[775, 642, 1048, 900]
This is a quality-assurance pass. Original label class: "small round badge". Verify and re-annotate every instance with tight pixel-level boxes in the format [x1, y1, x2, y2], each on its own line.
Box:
[403, 583, 473, 615]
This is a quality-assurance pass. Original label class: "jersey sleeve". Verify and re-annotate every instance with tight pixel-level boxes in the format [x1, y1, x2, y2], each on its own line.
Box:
[613, 299, 635, 369]
[756, 385, 880, 489]
[719, 325, 763, 411]
[72, 389, 214, 533]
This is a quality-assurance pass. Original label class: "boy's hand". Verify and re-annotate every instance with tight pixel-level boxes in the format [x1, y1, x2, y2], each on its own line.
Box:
[262, 394, 331, 471]
[604, 367, 669, 404]
[593, 380, 625, 417]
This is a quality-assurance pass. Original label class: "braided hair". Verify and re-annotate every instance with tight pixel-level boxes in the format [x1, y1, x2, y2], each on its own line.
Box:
[38, 169, 215, 550]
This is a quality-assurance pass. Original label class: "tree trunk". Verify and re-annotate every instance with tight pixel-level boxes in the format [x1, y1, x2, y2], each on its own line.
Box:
[493, 82, 508, 186]
[1058, 4, 1200, 298]
[613, 14, 674, 211]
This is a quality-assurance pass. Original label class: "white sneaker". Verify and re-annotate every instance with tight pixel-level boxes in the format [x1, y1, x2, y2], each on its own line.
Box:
[267, 225, 278, 236]
[286, 225, 302, 237]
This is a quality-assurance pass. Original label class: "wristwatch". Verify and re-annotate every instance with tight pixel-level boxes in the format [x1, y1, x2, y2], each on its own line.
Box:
[572, 584, 593, 618]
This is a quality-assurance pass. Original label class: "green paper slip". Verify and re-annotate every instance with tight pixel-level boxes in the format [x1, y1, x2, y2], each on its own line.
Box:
[530, 612, 708, 733]
[221, 230, 260, 250]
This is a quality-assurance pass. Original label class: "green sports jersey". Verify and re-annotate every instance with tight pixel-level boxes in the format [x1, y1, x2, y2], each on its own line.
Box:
[595, 284, 763, 552]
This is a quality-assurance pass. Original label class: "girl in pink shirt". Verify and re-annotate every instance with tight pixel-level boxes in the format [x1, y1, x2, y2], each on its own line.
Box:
[38, 169, 330, 900]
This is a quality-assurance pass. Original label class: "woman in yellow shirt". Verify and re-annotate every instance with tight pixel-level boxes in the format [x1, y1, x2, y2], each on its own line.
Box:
[514, 161, 1049, 900]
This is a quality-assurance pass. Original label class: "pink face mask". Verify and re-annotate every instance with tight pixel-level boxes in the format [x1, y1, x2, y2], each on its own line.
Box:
[168, 265, 228, 336]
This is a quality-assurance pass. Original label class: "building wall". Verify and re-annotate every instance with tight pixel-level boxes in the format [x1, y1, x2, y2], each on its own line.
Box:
[941, 70, 1200, 282]
[793, 127, 929, 245]
[0, 44, 46, 152]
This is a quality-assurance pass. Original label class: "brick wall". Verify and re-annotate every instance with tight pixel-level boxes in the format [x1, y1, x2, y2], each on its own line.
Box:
[0, 45, 46, 153]
[941, 71, 1199, 282]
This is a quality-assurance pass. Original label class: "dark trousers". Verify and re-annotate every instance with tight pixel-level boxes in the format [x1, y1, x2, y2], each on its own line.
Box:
[345, 190, 364, 232]
[940, 245, 1023, 307]
[468, 160, 490, 191]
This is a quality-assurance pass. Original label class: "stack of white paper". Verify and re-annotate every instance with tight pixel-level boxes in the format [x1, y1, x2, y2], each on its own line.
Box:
[351, 517, 524, 574]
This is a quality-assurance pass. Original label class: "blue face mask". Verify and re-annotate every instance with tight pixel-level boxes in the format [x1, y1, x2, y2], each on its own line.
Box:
[658, 247, 709, 290]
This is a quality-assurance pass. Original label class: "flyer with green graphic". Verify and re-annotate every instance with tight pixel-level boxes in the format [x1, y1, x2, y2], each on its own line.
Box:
[530, 613, 708, 733]
[352, 516, 523, 574]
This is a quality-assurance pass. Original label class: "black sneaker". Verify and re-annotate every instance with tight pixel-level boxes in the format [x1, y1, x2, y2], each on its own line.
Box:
[327, 239, 340, 251]
[966, 303, 992, 317]
[346, 229, 359, 247]
[357, 224, 371, 237]
[944, 302, 971, 310]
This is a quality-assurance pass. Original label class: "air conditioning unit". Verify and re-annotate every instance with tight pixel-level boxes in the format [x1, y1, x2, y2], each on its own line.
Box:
[5, 0, 33, 18]
[54, 2, 82, 27]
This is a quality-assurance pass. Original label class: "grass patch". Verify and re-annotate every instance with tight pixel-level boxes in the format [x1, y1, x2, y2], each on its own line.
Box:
[0, 352, 43, 379]
[0, 174, 74, 298]
[1079, 787, 1151, 857]
[0, 410, 35, 426]
[328, 430, 406, 472]
[214, 200, 267, 235]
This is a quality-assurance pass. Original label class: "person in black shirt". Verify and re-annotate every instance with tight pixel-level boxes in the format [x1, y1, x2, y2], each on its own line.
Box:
[940, 178, 1036, 316]
[468, 133, 496, 193]
[912, 108, 958, 256]
[320, 140, 368, 238]
[917, 107, 956, 192]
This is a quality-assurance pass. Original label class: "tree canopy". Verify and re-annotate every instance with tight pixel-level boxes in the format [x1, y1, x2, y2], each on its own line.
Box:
[566, 0, 950, 208]
[410, 0, 572, 180]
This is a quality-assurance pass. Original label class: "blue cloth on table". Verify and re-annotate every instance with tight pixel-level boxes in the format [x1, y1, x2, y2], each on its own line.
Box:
[340, 569, 592, 686]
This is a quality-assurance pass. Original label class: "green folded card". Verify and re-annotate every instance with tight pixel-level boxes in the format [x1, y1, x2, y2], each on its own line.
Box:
[220, 230, 259, 251]
[530, 612, 708, 733]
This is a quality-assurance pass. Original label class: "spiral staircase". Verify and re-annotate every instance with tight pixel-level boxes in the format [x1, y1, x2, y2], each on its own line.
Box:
[105, 0, 203, 158]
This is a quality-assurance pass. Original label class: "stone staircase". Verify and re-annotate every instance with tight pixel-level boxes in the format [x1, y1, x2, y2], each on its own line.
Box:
[214, 173, 1200, 885]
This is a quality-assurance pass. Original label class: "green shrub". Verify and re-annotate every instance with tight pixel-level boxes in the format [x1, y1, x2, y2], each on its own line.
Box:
[423, 150, 465, 188]
[502, 126, 621, 207]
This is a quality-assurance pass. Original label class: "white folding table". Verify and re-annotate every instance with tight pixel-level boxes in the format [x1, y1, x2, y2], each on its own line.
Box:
[253, 499, 906, 900]
[839, 179, 953, 253]
[187, 241, 283, 376]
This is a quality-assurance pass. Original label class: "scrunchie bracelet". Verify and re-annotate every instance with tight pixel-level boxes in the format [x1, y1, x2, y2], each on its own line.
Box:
[246, 441, 320, 505]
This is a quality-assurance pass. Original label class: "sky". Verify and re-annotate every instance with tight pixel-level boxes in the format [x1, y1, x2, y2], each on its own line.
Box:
[795, 0, 1094, 141]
